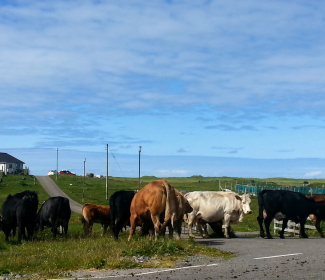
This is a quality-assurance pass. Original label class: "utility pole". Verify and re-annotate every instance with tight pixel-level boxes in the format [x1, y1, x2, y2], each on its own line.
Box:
[106, 144, 109, 200]
[139, 146, 142, 188]
[82, 158, 86, 202]
[56, 148, 58, 180]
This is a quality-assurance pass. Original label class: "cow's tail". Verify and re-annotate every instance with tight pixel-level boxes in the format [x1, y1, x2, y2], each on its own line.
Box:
[55, 197, 63, 230]
[81, 204, 88, 224]
[163, 180, 177, 227]
[109, 196, 116, 236]
[257, 191, 265, 220]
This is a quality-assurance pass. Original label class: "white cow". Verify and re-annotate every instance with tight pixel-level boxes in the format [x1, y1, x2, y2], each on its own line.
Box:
[184, 191, 252, 238]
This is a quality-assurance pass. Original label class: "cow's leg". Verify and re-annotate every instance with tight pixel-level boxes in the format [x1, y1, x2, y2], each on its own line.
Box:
[196, 219, 209, 238]
[201, 221, 210, 238]
[314, 218, 324, 238]
[83, 222, 92, 236]
[299, 218, 308, 238]
[264, 216, 273, 239]
[102, 224, 109, 236]
[224, 214, 231, 238]
[12, 226, 16, 237]
[114, 218, 124, 239]
[128, 216, 138, 241]
[63, 223, 69, 238]
[17, 226, 23, 243]
[280, 219, 288, 239]
[3, 226, 10, 242]
[209, 221, 224, 238]
[187, 213, 196, 238]
[175, 221, 182, 239]
[52, 225, 58, 238]
[151, 214, 162, 238]
[167, 223, 174, 238]
[257, 214, 265, 238]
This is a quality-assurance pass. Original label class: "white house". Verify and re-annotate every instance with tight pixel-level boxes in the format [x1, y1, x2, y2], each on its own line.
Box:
[0, 153, 25, 175]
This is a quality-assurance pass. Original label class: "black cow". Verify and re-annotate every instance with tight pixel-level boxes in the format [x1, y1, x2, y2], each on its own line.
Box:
[109, 190, 136, 239]
[35, 196, 71, 238]
[257, 190, 325, 239]
[0, 190, 38, 243]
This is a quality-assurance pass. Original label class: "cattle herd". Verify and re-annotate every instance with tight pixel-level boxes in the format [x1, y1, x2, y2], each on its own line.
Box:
[1, 179, 325, 243]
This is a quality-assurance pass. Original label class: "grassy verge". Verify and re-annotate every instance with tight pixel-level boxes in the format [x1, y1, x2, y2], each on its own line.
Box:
[0, 230, 234, 279]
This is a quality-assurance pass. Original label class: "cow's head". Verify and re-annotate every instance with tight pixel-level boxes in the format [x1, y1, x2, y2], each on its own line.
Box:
[240, 193, 252, 214]
[184, 198, 193, 214]
[310, 200, 325, 217]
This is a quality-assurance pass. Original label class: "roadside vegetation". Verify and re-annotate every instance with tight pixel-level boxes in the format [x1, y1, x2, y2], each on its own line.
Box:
[0, 174, 324, 279]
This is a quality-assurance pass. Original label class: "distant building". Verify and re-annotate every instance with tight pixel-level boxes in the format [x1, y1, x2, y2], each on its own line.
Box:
[0, 153, 25, 175]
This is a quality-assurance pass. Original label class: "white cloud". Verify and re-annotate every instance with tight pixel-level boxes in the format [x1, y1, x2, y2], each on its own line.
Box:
[304, 171, 322, 178]
[157, 170, 188, 175]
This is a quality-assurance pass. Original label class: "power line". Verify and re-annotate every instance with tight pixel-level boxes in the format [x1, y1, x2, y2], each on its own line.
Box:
[108, 147, 126, 178]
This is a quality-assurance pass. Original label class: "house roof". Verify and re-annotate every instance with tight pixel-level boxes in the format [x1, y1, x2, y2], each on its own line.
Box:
[0, 153, 25, 164]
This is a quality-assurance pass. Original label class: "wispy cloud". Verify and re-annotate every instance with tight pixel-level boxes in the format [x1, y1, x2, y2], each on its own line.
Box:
[177, 148, 187, 153]
[276, 149, 295, 153]
[205, 125, 257, 131]
[212, 146, 244, 154]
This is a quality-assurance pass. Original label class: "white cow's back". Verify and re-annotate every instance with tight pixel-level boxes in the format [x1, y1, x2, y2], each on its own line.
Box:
[185, 191, 241, 222]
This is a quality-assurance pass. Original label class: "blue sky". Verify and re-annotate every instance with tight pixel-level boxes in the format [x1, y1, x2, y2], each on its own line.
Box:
[1, 1, 325, 178]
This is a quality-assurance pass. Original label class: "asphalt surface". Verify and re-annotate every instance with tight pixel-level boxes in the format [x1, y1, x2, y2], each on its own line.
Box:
[36, 176, 83, 213]
[60, 237, 325, 280]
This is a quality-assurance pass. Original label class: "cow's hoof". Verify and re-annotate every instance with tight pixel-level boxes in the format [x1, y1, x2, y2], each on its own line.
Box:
[299, 235, 308, 238]
[321, 235, 325, 238]
[225, 235, 230, 239]
[280, 235, 285, 239]
[265, 236, 273, 239]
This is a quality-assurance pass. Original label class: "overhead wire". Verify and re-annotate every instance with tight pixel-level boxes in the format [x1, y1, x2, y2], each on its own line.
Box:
[108, 146, 126, 178]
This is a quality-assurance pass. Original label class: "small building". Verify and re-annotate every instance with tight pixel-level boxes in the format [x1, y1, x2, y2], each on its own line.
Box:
[0, 153, 25, 175]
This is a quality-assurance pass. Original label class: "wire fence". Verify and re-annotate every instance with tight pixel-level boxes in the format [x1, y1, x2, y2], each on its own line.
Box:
[236, 184, 325, 196]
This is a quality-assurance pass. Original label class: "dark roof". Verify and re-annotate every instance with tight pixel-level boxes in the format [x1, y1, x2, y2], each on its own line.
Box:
[0, 153, 25, 164]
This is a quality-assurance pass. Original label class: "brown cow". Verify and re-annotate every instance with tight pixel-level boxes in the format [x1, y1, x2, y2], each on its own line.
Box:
[128, 179, 178, 241]
[165, 189, 193, 239]
[81, 204, 111, 236]
[309, 195, 325, 237]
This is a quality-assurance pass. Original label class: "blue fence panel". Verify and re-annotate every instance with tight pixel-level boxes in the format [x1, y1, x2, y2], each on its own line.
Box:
[236, 184, 325, 196]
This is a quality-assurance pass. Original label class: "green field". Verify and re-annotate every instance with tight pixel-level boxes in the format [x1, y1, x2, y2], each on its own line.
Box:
[0, 174, 324, 279]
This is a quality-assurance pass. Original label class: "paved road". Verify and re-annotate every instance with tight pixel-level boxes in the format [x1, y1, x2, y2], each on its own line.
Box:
[36, 176, 83, 213]
[65, 236, 325, 280]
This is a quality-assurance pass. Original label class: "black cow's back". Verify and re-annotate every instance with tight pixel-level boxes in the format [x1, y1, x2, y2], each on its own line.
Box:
[109, 190, 136, 239]
[259, 190, 315, 221]
[36, 196, 71, 237]
[257, 189, 325, 239]
[0, 190, 38, 242]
